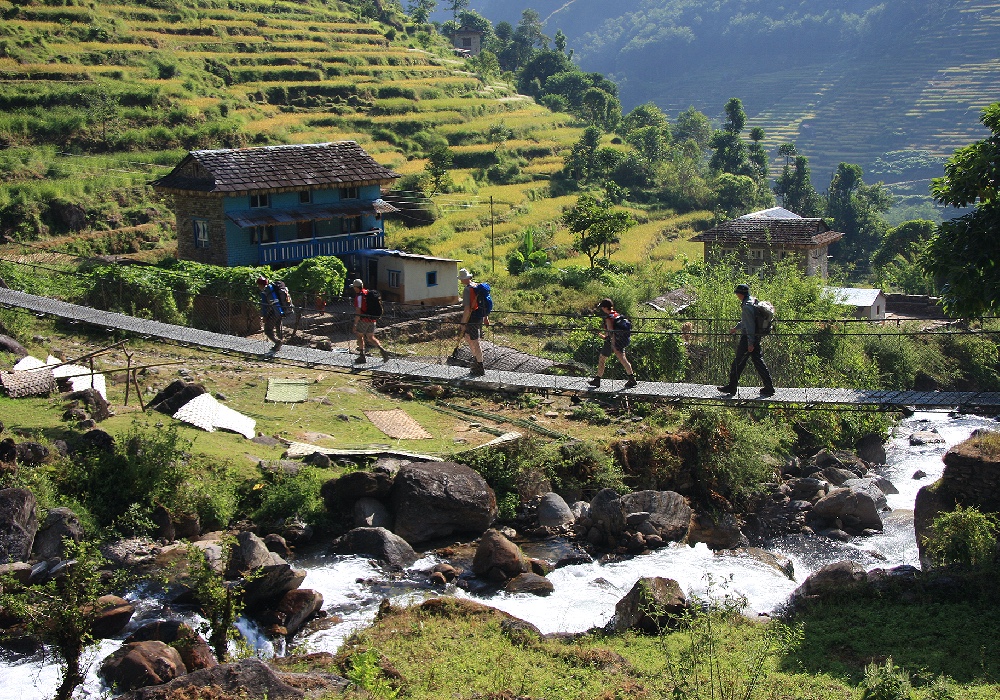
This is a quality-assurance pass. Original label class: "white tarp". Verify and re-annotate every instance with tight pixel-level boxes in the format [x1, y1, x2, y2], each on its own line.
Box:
[12, 355, 46, 371]
[45, 357, 107, 399]
[172, 393, 256, 439]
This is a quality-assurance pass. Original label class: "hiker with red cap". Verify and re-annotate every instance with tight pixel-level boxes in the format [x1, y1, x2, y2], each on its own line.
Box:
[588, 298, 637, 389]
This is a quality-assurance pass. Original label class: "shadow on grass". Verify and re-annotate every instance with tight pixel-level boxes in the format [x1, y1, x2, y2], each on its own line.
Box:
[782, 572, 1000, 684]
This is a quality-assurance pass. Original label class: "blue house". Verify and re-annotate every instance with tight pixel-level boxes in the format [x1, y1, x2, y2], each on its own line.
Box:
[153, 141, 400, 270]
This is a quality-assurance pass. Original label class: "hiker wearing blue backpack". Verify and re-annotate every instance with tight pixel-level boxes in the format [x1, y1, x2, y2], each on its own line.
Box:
[257, 275, 293, 348]
[717, 283, 775, 397]
[351, 278, 391, 364]
[588, 298, 637, 389]
[457, 267, 490, 376]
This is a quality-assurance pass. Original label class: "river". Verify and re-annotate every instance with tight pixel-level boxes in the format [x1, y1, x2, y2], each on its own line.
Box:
[1, 410, 996, 699]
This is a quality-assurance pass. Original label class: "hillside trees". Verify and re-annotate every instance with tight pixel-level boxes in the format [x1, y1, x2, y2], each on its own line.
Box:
[922, 102, 1000, 315]
[872, 220, 937, 294]
[774, 153, 824, 216]
[562, 193, 636, 268]
[827, 162, 893, 269]
[708, 98, 773, 214]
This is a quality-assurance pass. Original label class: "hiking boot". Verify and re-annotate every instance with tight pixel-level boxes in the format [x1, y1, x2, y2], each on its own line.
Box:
[354, 354, 367, 364]
[624, 376, 638, 389]
[470, 362, 486, 377]
[759, 386, 775, 397]
[717, 385, 736, 394]
[588, 377, 601, 387]
[380, 348, 391, 362]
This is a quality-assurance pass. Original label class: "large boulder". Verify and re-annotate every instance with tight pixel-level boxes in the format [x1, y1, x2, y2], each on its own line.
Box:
[841, 478, 889, 510]
[14, 441, 48, 466]
[148, 380, 207, 416]
[119, 658, 308, 700]
[791, 560, 867, 602]
[70, 428, 116, 457]
[389, 461, 497, 544]
[855, 433, 887, 465]
[241, 564, 307, 612]
[537, 492, 574, 528]
[620, 490, 692, 542]
[32, 507, 84, 560]
[101, 641, 187, 692]
[687, 512, 748, 550]
[0, 488, 37, 564]
[67, 387, 111, 422]
[504, 572, 554, 596]
[127, 621, 216, 671]
[321, 469, 395, 511]
[334, 527, 418, 569]
[267, 588, 324, 637]
[812, 487, 883, 532]
[589, 489, 626, 537]
[609, 577, 687, 634]
[0, 334, 27, 357]
[354, 497, 392, 529]
[91, 594, 135, 638]
[226, 531, 282, 578]
[472, 528, 528, 582]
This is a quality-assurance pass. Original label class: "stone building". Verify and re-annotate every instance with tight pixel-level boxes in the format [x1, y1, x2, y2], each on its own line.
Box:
[691, 207, 844, 279]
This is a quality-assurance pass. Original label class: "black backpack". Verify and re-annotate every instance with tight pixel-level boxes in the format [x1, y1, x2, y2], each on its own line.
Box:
[363, 289, 383, 318]
[611, 312, 632, 348]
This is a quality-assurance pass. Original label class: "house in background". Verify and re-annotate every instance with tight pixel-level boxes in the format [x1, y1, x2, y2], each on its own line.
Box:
[825, 287, 887, 320]
[691, 207, 844, 279]
[445, 27, 483, 57]
[356, 250, 460, 306]
[153, 141, 400, 269]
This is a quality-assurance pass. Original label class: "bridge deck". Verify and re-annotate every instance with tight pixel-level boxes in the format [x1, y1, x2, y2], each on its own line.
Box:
[3, 288, 999, 410]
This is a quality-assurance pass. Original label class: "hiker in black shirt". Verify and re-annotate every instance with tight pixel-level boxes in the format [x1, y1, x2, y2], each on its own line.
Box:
[717, 283, 775, 397]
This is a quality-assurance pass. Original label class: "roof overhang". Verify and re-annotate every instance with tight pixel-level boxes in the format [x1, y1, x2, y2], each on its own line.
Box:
[227, 199, 399, 228]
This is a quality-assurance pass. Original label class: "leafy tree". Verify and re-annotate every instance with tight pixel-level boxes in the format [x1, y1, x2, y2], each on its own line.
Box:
[562, 193, 635, 268]
[1, 540, 117, 700]
[406, 0, 435, 23]
[774, 154, 823, 216]
[673, 106, 713, 151]
[924, 505, 1000, 568]
[827, 162, 893, 268]
[778, 142, 797, 168]
[444, 0, 468, 21]
[517, 50, 574, 97]
[554, 29, 569, 55]
[709, 98, 763, 182]
[186, 541, 244, 662]
[581, 87, 621, 130]
[86, 85, 123, 147]
[564, 125, 602, 181]
[714, 172, 758, 217]
[424, 145, 454, 195]
[922, 101, 1000, 315]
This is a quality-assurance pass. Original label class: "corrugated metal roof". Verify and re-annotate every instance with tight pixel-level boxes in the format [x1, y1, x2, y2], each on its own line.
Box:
[227, 199, 399, 228]
[740, 207, 802, 219]
[825, 287, 885, 307]
[153, 141, 400, 194]
[368, 249, 462, 263]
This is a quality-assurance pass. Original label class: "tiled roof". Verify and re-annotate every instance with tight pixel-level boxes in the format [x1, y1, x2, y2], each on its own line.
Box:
[691, 217, 843, 247]
[153, 141, 400, 193]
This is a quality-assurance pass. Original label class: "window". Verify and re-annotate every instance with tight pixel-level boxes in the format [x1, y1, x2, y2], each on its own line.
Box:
[426, 271, 438, 287]
[388, 270, 401, 288]
[249, 193, 270, 208]
[721, 247, 736, 257]
[298, 190, 312, 204]
[462, 37, 472, 48]
[749, 248, 765, 260]
[343, 216, 361, 234]
[249, 225, 275, 244]
[295, 221, 313, 240]
[193, 219, 210, 248]
[340, 186, 359, 200]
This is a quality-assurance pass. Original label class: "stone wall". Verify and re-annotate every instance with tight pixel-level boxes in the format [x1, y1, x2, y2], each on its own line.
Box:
[885, 293, 944, 316]
[172, 194, 228, 266]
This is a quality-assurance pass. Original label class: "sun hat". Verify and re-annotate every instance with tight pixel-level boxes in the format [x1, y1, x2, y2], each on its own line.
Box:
[351, 279, 364, 288]
[457, 268, 473, 281]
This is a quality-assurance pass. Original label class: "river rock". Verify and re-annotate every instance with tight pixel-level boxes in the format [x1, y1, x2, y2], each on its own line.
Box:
[127, 621, 216, 671]
[67, 387, 111, 422]
[472, 528, 527, 582]
[241, 564, 307, 612]
[842, 478, 889, 509]
[264, 534, 291, 559]
[687, 512, 748, 550]
[910, 430, 945, 445]
[268, 588, 324, 636]
[281, 518, 313, 545]
[148, 380, 207, 416]
[390, 461, 497, 544]
[151, 505, 175, 543]
[101, 641, 187, 691]
[354, 497, 392, 529]
[589, 489, 626, 537]
[504, 572, 554, 596]
[855, 433, 887, 465]
[786, 477, 827, 502]
[334, 527, 418, 569]
[14, 441, 48, 466]
[0, 488, 37, 564]
[621, 490, 692, 542]
[32, 507, 83, 560]
[812, 487, 883, 532]
[119, 657, 307, 700]
[791, 560, 867, 602]
[609, 576, 687, 634]
[226, 531, 280, 578]
[537, 492, 574, 528]
[321, 469, 394, 510]
[91, 594, 135, 638]
[821, 466, 860, 486]
[569, 501, 590, 520]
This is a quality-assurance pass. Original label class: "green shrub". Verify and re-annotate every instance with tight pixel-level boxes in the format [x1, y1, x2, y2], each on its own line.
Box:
[924, 505, 1000, 569]
[862, 657, 912, 700]
[569, 401, 611, 425]
[251, 466, 328, 529]
[278, 255, 347, 302]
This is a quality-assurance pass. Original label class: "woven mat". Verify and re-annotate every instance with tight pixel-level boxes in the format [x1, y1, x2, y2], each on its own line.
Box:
[266, 378, 309, 402]
[363, 409, 433, 440]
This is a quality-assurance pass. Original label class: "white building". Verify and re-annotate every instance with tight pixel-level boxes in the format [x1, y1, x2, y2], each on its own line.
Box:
[356, 250, 460, 306]
[825, 287, 887, 320]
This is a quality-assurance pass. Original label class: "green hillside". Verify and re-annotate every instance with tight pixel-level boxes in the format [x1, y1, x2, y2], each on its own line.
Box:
[475, 0, 1000, 188]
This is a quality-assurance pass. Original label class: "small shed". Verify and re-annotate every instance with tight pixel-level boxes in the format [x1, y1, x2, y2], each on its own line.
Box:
[825, 287, 887, 320]
[355, 250, 460, 306]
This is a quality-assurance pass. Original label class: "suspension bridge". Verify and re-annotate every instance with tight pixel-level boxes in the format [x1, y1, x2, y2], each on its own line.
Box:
[2, 288, 998, 412]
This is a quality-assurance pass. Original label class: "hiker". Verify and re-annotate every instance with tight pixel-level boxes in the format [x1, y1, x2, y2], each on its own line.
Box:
[717, 283, 775, 397]
[351, 279, 390, 363]
[588, 298, 637, 389]
[457, 268, 487, 376]
[257, 275, 292, 347]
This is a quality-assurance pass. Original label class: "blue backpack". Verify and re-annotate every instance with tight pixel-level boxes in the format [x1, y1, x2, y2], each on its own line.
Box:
[611, 312, 632, 348]
[473, 282, 493, 319]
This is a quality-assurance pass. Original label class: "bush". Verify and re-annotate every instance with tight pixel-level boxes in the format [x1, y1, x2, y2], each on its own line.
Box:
[924, 505, 1000, 569]
[251, 466, 328, 530]
[279, 255, 347, 302]
[861, 657, 912, 700]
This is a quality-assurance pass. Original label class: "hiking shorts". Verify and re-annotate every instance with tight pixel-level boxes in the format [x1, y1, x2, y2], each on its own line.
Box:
[464, 321, 483, 340]
[601, 336, 626, 357]
[355, 317, 377, 335]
